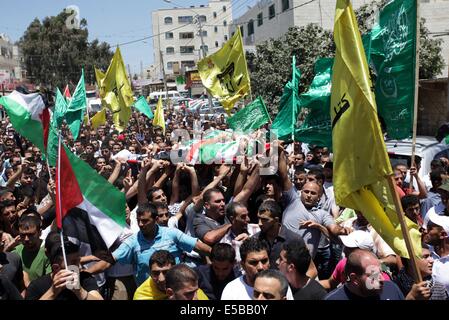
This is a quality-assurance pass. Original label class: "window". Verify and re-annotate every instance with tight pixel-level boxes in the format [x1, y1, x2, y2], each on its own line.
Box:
[223, 5, 227, 12]
[200, 30, 207, 37]
[248, 20, 254, 35]
[213, 12, 217, 18]
[224, 35, 228, 41]
[198, 15, 207, 23]
[181, 60, 196, 69]
[180, 46, 195, 54]
[167, 62, 173, 70]
[240, 26, 244, 37]
[200, 45, 209, 54]
[223, 20, 227, 26]
[215, 41, 219, 47]
[179, 32, 194, 39]
[282, 0, 290, 11]
[178, 16, 193, 23]
[164, 17, 173, 24]
[214, 26, 218, 33]
[166, 47, 174, 54]
[165, 32, 174, 39]
[257, 13, 263, 26]
[269, 5, 275, 19]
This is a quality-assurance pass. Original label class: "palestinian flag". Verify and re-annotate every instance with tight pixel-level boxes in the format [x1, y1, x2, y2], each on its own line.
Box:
[55, 140, 126, 248]
[0, 90, 50, 151]
[184, 130, 252, 164]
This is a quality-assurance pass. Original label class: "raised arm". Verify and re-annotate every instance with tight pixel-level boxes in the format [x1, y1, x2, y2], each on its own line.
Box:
[233, 157, 249, 197]
[233, 160, 260, 205]
[276, 142, 293, 191]
[191, 164, 231, 212]
[169, 163, 183, 205]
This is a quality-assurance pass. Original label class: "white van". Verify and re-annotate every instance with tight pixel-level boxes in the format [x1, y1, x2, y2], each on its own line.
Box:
[149, 91, 182, 103]
[385, 136, 449, 177]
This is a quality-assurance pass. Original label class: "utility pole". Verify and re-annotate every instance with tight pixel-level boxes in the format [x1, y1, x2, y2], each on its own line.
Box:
[160, 50, 170, 111]
[194, 15, 214, 114]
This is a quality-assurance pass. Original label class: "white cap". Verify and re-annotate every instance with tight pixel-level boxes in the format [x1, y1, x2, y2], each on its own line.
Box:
[427, 211, 449, 234]
[339, 230, 374, 251]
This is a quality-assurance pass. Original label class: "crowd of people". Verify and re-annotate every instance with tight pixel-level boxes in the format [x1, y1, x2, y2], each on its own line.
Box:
[0, 96, 449, 301]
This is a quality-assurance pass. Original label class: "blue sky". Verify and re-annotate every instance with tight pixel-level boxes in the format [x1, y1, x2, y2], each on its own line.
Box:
[0, 0, 257, 75]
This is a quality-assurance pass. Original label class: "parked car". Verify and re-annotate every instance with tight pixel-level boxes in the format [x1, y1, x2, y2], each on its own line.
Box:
[385, 135, 449, 177]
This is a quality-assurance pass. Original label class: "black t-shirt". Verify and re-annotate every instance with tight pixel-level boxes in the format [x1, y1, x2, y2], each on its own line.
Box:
[0, 274, 23, 300]
[0, 251, 23, 290]
[254, 227, 307, 269]
[195, 264, 241, 300]
[292, 278, 327, 300]
[25, 271, 99, 300]
[325, 281, 405, 300]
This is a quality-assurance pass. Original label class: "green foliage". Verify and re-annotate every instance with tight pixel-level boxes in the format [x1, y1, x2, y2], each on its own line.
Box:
[250, 25, 334, 115]
[19, 10, 113, 89]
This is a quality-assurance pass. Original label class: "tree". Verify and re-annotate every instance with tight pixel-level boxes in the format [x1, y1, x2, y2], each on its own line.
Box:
[251, 0, 444, 114]
[250, 24, 334, 115]
[19, 10, 113, 89]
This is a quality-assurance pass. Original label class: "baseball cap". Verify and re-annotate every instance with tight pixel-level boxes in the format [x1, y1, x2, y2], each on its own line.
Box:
[339, 230, 374, 251]
[427, 211, 449, 233]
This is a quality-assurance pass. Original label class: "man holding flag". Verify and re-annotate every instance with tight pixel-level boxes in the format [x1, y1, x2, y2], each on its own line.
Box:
[330, 0, 422, 292]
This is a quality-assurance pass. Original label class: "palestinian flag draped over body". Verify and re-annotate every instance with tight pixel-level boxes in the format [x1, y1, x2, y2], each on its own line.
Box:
[55, 142, 126, 248]
[0, 91, 50, 152]
[182, 130, 253, 164]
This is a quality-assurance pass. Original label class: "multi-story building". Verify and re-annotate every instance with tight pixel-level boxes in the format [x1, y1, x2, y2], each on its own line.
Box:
[0, 33, 23, 86]
[230, 0, 449, 76]
[152, 0, 232, 89]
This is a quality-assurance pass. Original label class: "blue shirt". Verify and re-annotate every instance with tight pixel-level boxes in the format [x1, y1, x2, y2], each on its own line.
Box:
[112, 226, 198, 285]
[325, 281, 404, 300]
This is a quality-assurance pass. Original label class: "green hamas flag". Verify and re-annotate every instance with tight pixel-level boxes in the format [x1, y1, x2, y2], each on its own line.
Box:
[295, 58, 333, 148]
[272, 56, 301, 141]
[227, 96, 270, 132]
[370, 0, 417, 139]
[65, 69, 87, 140]
[134, 96, 153, 119]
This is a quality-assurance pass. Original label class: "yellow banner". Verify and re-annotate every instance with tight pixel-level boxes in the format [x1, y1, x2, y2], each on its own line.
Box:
[197, 28, 250, 114]
[95, 47, 134, 132]
[152, 96, 165, 134]
[331, 0, 420, 258]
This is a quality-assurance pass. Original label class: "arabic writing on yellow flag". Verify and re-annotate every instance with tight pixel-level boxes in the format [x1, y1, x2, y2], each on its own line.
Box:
[95, 47, 134, 132]
[197, 28, 250, 114]
[152, 96, 165, 134]
[331, 0, 421, 258]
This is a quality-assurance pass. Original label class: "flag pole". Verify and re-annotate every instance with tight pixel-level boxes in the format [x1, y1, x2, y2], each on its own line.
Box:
[56, 133, 69, 269]
[410, 0, 420, 192]
[387, 175, 422, 283]
[291, 56, 296, 142]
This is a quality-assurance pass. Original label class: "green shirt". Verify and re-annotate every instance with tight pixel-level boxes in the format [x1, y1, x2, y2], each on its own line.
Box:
[13, 244, 51, 282]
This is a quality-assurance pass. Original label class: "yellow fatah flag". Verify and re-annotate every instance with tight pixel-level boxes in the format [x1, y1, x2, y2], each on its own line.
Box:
[197, 28, 250, 114]
[152, 96, 165, 134]
[90, 108, 107, 129]
[95, 47, 134, 132]
[331, 0, 421, 258]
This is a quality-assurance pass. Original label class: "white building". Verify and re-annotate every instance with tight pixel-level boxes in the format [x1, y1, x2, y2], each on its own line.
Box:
[231, 0, 449, 76]
[0, 33, 23, 85]
[152, 0, 232, 81]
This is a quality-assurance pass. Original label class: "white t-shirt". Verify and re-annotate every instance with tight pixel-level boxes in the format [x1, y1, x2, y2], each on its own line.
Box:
[221, 275, 294, 300]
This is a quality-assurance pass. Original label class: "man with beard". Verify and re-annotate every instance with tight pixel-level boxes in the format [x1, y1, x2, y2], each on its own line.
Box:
[193, 188, 230, 246]
[195, 243, 241, 300]
[221, 237, 293, 300]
